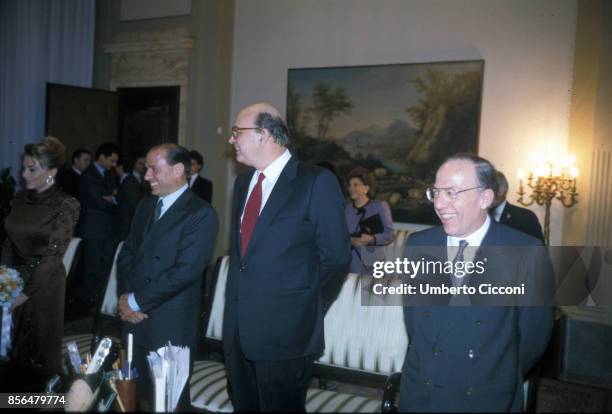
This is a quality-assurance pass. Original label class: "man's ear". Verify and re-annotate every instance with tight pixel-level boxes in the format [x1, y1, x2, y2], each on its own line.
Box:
[480, 188, 495, 210]
[173, 163, 185, 178]
[258, 127, 270, 144]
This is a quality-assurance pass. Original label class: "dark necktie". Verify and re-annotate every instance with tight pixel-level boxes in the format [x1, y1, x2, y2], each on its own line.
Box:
[451, 240, 469, 287]
[154, 199, 163, 223]
[240, 173, 265, 257]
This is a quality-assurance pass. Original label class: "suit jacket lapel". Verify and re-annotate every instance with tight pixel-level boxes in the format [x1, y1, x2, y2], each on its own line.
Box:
[135, 190, 191, 262]
[241, 157, 298, 259]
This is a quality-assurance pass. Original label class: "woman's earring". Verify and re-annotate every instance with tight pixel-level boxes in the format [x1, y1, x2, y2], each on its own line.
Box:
[46, 175, 54, 185]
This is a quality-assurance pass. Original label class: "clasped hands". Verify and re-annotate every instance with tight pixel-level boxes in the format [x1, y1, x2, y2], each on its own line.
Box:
[351, 233, 375, 247]
[118, 293, 149, 324]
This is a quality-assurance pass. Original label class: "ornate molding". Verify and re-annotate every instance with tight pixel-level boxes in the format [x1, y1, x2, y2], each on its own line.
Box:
[103, 29, 193, 144]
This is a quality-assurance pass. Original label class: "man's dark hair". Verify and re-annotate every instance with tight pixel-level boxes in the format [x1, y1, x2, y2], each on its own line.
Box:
[189, 150, 204, 170]
[443, 153, 498, 195]
[96, 142, 120, 159]
[255, 112, 289, 146]
[165, 144, 191, 179]
[72, 148, 91, 163]
[129, 152, 146, 170]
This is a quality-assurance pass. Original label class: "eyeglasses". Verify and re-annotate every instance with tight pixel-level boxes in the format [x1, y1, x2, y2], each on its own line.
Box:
[425, 186, 483, 202]
[231, 126, 261, 139]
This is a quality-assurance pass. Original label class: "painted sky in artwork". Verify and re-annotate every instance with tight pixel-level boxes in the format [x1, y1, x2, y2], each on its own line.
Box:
[288, 61, 481, 139]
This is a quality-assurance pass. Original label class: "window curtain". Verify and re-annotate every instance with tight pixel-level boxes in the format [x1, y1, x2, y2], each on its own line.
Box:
[0, 0, 95, 185]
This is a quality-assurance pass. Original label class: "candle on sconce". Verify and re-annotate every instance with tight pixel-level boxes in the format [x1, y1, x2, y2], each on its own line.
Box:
[570, 166, 578, 191]
[517, 168, 525, 191]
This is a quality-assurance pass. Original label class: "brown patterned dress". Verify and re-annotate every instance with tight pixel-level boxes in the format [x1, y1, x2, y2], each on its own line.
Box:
[1, 185, 79, 376]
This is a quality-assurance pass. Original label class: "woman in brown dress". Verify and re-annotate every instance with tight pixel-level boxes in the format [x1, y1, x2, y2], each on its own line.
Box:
[1, 137, 80, 382]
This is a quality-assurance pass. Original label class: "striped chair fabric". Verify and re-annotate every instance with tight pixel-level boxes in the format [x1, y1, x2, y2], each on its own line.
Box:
[192, 256, 407, 412]
[190, 360, 381, 413]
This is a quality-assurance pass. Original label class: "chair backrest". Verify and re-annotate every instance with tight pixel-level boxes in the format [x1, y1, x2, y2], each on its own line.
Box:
[62, 237, 82, 277]
[100, 241, 124, 317]
[389, 229, 411, 248]
[317, 273, 408, 374]
[205, 256, 408, 374]
[205, 256, 229, 340]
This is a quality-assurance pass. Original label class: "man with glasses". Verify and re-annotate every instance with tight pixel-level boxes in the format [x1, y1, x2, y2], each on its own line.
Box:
[399, 153, 553, 412]
[223, 102, 351, 411]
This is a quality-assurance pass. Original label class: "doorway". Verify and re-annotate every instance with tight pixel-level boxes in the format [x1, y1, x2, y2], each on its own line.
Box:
[117, 86, 180, 161]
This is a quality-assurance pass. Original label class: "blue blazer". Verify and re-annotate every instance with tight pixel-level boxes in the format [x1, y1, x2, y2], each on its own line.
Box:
[399, 220, 553, 412]
[222, 156, 351, 361]
[117, 189, 219, 350]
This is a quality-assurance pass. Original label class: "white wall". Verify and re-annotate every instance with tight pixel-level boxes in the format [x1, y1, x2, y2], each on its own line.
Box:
[230, 0, 577, 244]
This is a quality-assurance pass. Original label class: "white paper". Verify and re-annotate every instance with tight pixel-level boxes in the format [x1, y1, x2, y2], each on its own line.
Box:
[147, 343, 190, 412]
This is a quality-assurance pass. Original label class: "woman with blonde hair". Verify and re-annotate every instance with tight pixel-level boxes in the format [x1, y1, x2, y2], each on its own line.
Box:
[1, 136, 80, 388]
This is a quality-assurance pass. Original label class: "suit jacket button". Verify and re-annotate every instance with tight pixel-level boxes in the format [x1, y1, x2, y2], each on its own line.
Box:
[466, 386, 474, 396]
[468, 349, 475, 359]
[475, 320, 483, 325]
[432, 347, 441, 355]
[425, 379, 432, 386]
[422, 311, 430, 318]
[240, 265, 246, 272]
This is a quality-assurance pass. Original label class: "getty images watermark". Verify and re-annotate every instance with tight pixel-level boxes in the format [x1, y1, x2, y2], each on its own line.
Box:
[356, 245, 612, 306]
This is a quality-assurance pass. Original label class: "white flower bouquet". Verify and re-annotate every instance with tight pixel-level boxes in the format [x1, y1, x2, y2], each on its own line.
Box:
[0, 265, 23, 357]
[0, 265, 23, 304]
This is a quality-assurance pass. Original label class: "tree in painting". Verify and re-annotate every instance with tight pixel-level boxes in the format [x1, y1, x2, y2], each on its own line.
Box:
[405, 69, 482, 172]
[310, 83, 353, 140]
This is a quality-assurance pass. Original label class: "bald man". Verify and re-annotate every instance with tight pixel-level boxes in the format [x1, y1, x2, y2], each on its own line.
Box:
[223, 103, 351, 411]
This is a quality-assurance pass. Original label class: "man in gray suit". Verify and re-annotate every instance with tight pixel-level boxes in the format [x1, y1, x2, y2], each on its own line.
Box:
[399, 154, 553, 412]
[117, 143, 218, 410]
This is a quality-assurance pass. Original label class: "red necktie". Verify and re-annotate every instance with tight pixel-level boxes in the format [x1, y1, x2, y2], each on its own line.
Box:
[240, 173, 265, 256]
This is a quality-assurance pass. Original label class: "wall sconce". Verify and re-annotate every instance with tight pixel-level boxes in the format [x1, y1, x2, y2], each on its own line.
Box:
[517, 153, 579, 245]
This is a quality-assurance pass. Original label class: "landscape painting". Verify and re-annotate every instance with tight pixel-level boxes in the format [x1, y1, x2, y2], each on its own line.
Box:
[286, 60, 484, 224]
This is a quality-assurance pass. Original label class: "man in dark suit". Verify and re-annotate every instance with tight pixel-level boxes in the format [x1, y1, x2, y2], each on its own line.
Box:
[188, 150, 213, 203]
[117, 143, 218, 410]
[223, 103, 351, 411]
[399, 154, 553, 412]
[116, 154, 146, 240]
[78, 143, 119, 308]
[57, 148, 91, 201]
[490, 171, 545, 243]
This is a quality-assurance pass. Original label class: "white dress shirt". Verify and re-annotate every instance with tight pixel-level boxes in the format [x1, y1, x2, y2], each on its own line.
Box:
[240, 149, 292, 222]
[492, 200, 507, 222]
[447, 215, 491, 262]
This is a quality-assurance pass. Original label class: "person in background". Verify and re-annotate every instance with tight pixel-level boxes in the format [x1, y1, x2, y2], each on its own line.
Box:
[188, 150, 213, 203]
[78, 142, 119, 312]
[57, 148, 91, 201]
[490, 171, 544, 243]
[345, 166, 395, 274]
[115, 153, 146, 241]
[1, 137, 80, 389]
